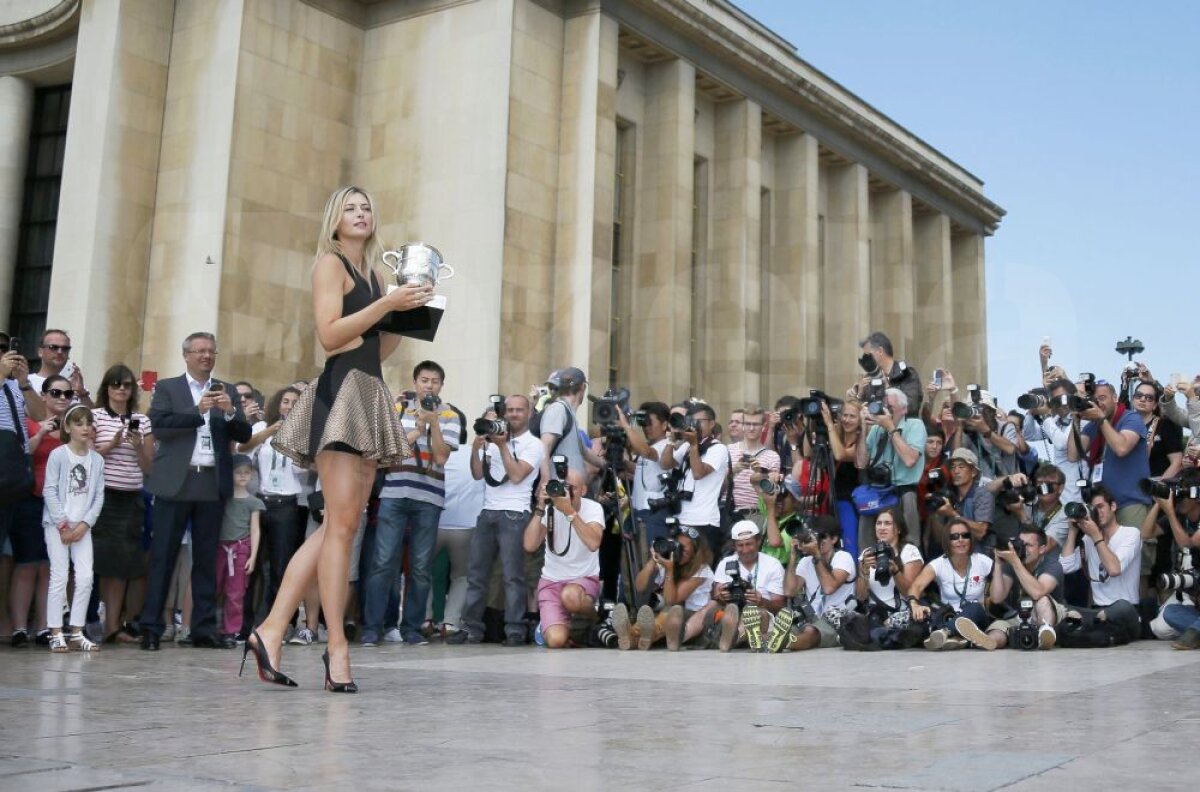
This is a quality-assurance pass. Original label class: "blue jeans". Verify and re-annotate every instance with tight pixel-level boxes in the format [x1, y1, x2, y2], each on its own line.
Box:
[835, 499, 858, 559]
[932, 600, 989, 635]
[460, 509, 530, 641]
[362, 498, 442, 639]
[1163, 603, 1200, 635]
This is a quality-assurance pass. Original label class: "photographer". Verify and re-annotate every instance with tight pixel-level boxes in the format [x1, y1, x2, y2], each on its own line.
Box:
[948, 386, 1022, 479]
[1022, 374, 1085, 504]
[982, 526, 1064, 649]
[781, 516, 856, 651]
[711, 521, 786, 651]
[855, 507, 924, 621]
[906, 517, 995, 650]
[1145, 475, 1200, 649]
[756, 472, 807, 567]
[856, 332, 922, 418]
[856, 388, 926, 548]
[538, 367, 606, 481]
[619, 401, 674, 544]
[806, 399, 862, 557]
[728, 407, 780, 520]
[1160, 373, 1200, 437]
[614, 524, 714, 650]
[669, 403, 732, 558]
[524, 469, 604, 649]
[1059, 484, 1143, 643]
[1067, 380, 1152, 530]
[929, 448, 995, 549]
[448, 395, 544, 646]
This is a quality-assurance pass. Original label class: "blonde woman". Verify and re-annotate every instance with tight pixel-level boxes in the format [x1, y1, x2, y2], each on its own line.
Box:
[248, 186, 430, 692]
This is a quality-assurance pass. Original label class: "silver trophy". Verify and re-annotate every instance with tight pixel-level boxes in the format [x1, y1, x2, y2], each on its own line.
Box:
[382, 243, 455, 289]
[379, 242, 452, 341]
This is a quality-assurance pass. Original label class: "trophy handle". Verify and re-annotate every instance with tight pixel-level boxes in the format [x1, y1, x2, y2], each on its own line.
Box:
[437, 262, 455, 281]
[382, 250, 401, 273]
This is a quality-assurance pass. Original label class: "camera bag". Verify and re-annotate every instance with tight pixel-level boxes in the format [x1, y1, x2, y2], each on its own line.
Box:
[1057, 618, 1130, 648]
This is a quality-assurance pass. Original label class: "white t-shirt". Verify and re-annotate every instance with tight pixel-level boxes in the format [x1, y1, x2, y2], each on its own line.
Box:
[541, 497, 603, 582]
[479, 431, 544, 512]
[930, 552, 994, 612]
[858, 543, 923, 607]
[62, 447, 95, 523]
[654, 564, 716, 612]
[713, 552, 785, 597]
[631, 438, 671, 511]
[795, 550, 857, 615]
[1081, 525, 1142, 606]
[675, 440, 731, 526]
[255, 435, 305, 496]
[440, 443, 484, 530]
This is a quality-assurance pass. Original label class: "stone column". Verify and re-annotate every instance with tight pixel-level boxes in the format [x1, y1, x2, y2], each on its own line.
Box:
[870, 188, 915, 359]
[48, 0, 176, 380]
[913, 212, 954, 381]
[629, 58, 695, 403]
[705, 97, 761, 414]
[951, 231, 987, 384]
[822, 161, 870, 393]
[766, 132, 819, 398]
[0, 76, 34, 332]
[550, 9, 619, 391]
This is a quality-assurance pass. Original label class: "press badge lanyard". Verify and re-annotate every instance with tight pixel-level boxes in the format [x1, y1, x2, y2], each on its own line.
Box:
[951, 558, 974, 608]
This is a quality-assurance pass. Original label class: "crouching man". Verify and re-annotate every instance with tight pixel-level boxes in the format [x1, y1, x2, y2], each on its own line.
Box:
[982, 525, 1064, 649]
[525, 469, 604, 648]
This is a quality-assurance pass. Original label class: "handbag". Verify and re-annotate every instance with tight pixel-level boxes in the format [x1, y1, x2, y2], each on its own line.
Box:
[0, 383, 35, 505]
[851, 430, 898, 515]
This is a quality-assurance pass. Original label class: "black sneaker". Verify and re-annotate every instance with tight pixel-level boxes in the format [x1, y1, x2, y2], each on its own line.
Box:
[10, 629, 29, 648]
[34, 629, 51, 647]
[445, 629, 481, 645]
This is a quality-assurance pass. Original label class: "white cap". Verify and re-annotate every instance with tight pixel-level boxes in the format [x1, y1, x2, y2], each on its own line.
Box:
[730, 520, 760, 540]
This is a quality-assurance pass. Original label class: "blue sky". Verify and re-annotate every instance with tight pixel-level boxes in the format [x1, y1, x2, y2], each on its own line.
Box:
[739, 1, 1200, 409]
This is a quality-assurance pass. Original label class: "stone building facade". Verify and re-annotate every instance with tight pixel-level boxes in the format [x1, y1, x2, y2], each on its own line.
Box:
[0, 0, 1003, 417]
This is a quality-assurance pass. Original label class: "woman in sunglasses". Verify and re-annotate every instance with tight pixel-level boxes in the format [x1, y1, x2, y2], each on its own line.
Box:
[904, 516, 995, 650]
[9, 375, 75, 647]
[91, 364, 154, 643]
[614, 524, 714, 650]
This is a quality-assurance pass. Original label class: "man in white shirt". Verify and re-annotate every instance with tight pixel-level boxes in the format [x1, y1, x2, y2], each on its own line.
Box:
[711, 521, 785, 651]
[524, 469, 604, 649]
[1060, 485, 1143, 642]
[448, 395, 544, 646]
[668, 403, 731, 558]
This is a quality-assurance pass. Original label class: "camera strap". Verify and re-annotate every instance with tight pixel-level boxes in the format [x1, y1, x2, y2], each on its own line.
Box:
[949, 557, 974, 609]
[481, 440, 512, 488]
[546, 509, 573, 557]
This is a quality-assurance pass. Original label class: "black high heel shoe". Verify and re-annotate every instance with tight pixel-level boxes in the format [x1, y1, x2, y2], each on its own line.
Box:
[322, 651, 358, 694]
[240, 629, 298, 688]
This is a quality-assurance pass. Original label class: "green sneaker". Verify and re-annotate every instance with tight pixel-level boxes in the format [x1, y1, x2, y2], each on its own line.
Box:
[743, 604, 763, 651]
[765, 607, 796, 653]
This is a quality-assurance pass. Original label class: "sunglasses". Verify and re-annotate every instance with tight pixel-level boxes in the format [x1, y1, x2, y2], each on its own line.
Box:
[43, 343, 71, 353]
[948, 532, 971, 541]
[1132, 392, 1157, 401]
[108, 381, 135, 390]
[47, 388, 76, 399]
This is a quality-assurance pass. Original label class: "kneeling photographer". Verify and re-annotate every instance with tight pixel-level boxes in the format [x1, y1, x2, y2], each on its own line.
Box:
[613, 523, 714, 650]
[1143, 472, 1200, 649]
[778, 517, 856, 652]
[983, 526, 1064, 650]
[855, 507, 924, 627]
[710, 521, 786, 652]
[906, 517, 995, 650]
[524, 468, 605, 649]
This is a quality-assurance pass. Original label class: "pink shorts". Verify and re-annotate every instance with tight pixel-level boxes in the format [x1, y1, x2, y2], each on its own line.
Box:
[536, 576, 601, 629]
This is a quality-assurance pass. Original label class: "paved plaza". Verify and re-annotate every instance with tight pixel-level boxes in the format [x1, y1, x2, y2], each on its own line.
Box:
[0, 641, 1196, 791]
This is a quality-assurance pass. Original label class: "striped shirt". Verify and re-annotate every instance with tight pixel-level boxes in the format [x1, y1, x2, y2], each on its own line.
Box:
[380, 406, 462, 507]
[728, 443, 780, 511]
[92, 409, 152, 492]
[0, 380, 29, 452]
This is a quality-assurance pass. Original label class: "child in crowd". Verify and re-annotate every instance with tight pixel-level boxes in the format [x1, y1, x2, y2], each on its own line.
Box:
[216, 455, 262, 642]
[42, 404, 105, 652]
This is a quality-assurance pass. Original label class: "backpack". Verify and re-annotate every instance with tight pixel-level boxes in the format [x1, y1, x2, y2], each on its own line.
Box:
[838, 612, 881, 651]
[1058, 618, 1130, 648]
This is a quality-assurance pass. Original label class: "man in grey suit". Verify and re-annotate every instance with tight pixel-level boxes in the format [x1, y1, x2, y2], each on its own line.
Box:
[139, 332, 253, 650]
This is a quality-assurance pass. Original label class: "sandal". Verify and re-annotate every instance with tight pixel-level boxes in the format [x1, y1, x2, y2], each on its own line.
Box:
[69, 632, 101, 652]
[48, 633, 69, 653]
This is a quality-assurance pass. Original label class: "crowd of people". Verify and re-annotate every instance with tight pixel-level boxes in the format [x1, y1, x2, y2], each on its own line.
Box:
[3, 324, 1198, 662]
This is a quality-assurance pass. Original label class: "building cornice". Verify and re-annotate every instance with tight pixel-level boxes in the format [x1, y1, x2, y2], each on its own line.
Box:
[0, 0, 78, 49]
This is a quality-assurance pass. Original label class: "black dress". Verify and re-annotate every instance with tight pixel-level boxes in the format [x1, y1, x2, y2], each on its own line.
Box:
[274, 255, 409, 467]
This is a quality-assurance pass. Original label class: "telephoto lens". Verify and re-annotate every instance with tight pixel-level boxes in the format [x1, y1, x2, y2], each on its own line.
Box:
[1017, 390, 1049, 410]
[473, 417, 507, 436]
[1064, 501, 1089, 520]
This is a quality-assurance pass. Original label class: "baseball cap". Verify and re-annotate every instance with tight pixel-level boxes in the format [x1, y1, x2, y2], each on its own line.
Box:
[948, 448, 978, 468]
[231, 453, 254, 470]
[546, 367, 586, 390]
[730, 520, 760, 540]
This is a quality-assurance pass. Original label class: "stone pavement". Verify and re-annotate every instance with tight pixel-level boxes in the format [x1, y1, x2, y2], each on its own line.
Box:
[0, 641, 1196, 791]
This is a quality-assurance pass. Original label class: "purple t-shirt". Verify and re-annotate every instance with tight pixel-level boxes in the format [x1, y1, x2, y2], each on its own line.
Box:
[1082, 410, 1151, 507]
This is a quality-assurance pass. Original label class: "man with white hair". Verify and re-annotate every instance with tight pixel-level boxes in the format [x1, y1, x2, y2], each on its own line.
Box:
[856, 387, 927, 546]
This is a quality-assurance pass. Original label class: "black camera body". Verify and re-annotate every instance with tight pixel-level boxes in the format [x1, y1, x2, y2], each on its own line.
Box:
[924, 489, 954, 512]
[668, 412, 696, 434]
[590, 386, 630, 426]
[1011, 598, 1038, 650]
[757, 477, 780, 496]
[648, 469, 686, 513]
[633, 410, 649, 427]
[420, 393, 440, 412]
[1064, 501, 1091, 521]
[1139, 477, 1200, 501]
[652, 536, 680, 561]
[997, 478, 1038, 508]
[545, 479, 568, 499]
[1003, 535, 1028, 562]
[1017, 388, 1049, 411]
[872, 541, 895, 585]
[724, 560, 748, 608]
[787, 595, 817, 625]
[473, 417, 507, 436]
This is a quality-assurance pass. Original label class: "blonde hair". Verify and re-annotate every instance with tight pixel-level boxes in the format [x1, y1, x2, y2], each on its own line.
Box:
[59, 403, 94, 443]
[316, 185, 386, 279]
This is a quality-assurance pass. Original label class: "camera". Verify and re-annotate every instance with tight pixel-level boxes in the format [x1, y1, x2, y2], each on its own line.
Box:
[128, 417, 141, 432]
[652, 536, 680, 561]
[1158, 571, 1199, 594]
[865, 463, 892, 488]
[647, 470, 687, 512]
[790, 526, 816, 550]
[545, 479, 568, 499]
[1011, 598, 1039, 651]
[551, 453, 568, 481]
[590, 386, 630, 426]
[473, 417, 508, 436]
[724, 560, 748, 608]
[1064, 501, 1090, 521]
[858, 352, 881, 379]
[1066, 394, 1095, 413]
[420, 393, 440, 412]
[757, 477, 780, 496]
[872, 541, 895, 585]
[1078, 373, 1096, 397]
[865, 378, 887, 416]
[1138, 477, 1200, 501]
[1002, 535, 1028, 562]
[1017, 388, 1050, 410]
[997, 478, 1037, 507]
[787, 595, 817, 625]
[924, 491, 951, 511]
[633, 410, 649, 427]
[798, 389, 843, 420]
[667, 412, 696, 434]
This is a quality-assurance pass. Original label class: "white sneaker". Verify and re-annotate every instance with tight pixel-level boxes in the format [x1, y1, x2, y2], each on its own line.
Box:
[175, 626, 190, 644]
[1039, 625, 1056, 649]
[382, 628, 404, 644]
[161, 624, 176, 642]
[954, 617, 997, 651]
[289, 628, 316, 646]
